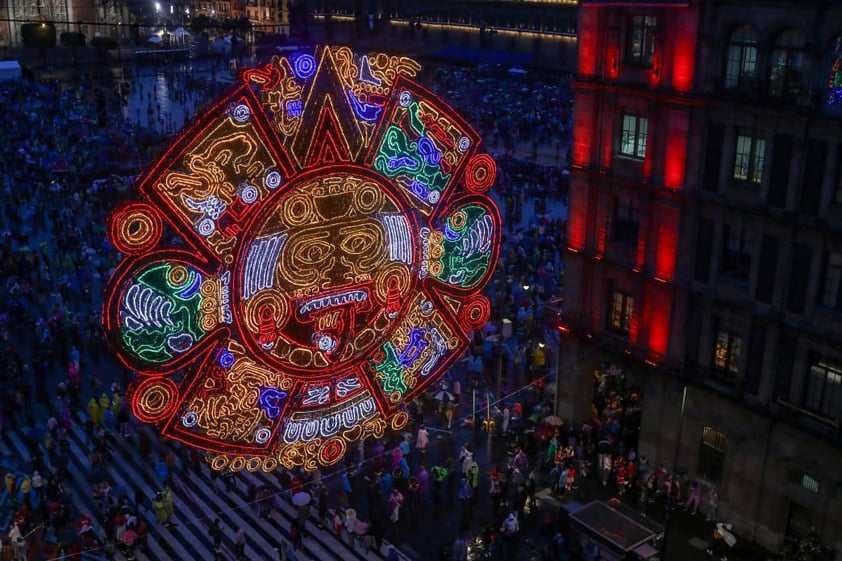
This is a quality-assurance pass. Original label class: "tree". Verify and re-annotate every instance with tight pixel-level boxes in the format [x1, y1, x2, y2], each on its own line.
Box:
[21, 23, 57, 49]
[59, 31, 85, 47]
[91, 35, 119, 56]
[60, 30, 85, 65]
[21, 23, 56, 65]
[189, 15, 214, 34]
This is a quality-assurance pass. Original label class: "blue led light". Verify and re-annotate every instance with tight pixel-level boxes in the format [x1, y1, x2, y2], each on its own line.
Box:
[292, 54, 316, 80]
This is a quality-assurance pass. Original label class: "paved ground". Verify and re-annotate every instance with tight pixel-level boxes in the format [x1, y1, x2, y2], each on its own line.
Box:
[0, 24, 775, 561]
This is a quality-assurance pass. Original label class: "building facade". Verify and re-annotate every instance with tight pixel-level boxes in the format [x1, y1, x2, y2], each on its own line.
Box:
[566, 0, 842, 555]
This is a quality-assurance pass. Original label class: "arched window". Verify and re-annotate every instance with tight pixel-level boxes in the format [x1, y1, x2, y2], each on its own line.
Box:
[768, 28, 806, 98]
[826, 36, 842, 107]
[724, 25, 759, 90]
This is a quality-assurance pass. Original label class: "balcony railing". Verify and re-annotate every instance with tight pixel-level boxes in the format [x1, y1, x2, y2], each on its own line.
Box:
[776, 397, 841, 445]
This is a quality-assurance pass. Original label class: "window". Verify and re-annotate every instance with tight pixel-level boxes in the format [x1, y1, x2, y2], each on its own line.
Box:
[612, 197, 639, 246]
[609, 290, 633, 335]
[724, 25, 759, 90]
[827, 36, 842, 107]
[626, 15, 657, 66]
[713, 328, 741, 374]
[804, 357, 842, 420]
[620, 113, 648, 160]
[733, 134, 765, 184]
[720, 225, 753, 281]
[697, 427, 726, 483]
[819, 252, 842, 310]
[769, 29, 806, 98]
[800, 474, 819, 494]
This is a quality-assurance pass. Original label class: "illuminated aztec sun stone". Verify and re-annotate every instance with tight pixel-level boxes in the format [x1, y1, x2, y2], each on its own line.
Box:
[102, 45, 501, 471]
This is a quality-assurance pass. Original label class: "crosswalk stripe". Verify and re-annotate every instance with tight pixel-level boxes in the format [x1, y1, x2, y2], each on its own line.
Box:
[64, 425, 208, 560]
[5, 427, 128, 561]
[106, 429, 355, 561]
[61, 422, 203, 561]
[6, 411, 408, 561]
[0, 434, 15, 459]
[106, 427, 387, 561]
[240, 469, 392, 561]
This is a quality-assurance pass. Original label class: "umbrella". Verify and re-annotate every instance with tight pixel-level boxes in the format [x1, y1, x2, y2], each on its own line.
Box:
[172, 27, 190, 36]
[147, 36, 162, 44]
[291, 492, 311, 506]
[543, 415, 564, 427]
[716, 523, 737, 548]
[434, 390, 454, 402]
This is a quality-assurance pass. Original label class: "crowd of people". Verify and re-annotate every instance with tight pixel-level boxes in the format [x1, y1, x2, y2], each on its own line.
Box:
[427, 64, 573, 164]
[0, 44, 590, 561]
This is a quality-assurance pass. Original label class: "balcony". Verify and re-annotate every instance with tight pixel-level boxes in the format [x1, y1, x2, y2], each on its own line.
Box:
[776, 398, 841, 446]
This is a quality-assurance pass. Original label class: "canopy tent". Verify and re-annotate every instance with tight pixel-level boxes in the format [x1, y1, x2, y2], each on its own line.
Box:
[0, 60, 22, 81]
[567, 500, 663, 560]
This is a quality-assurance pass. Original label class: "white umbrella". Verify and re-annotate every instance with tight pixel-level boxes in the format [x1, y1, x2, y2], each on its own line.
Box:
[715, 523, 737, 548]
[292, 492, 311, 506]
[172, 27, 190, 36]
[434, 390, 455, 402]
[147, 36, 162, 44]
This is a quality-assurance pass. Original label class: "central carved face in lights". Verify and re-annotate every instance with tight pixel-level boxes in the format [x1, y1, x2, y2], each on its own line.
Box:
[236, 170, 414, 374]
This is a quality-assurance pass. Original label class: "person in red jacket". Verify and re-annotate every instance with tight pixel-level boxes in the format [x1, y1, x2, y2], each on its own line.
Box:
[565, 465, 576, 492]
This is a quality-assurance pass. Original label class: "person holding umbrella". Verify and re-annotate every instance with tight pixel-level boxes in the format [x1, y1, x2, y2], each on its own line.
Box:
[296, 501, 310, 538]
[434, 382, 454, 413]
[706, 522, 736, 561]
[31, 471, 42, 505]
[415, 424, 429, 459]
[344, 508, 358, 548]
[19, 476, 30, 508]
[161, 485, 174, 524]
[208, 518, 223, 552]
[151, 493, 167, 526]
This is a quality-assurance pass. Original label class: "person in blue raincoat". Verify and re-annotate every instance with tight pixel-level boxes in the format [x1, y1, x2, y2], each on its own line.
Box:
[276, 539, 297, 561]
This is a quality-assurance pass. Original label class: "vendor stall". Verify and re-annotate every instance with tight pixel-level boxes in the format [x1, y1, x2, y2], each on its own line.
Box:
[567, 499, 663, 561]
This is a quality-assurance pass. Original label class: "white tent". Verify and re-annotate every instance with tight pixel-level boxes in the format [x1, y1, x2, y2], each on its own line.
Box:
[0, 60, 22, 81]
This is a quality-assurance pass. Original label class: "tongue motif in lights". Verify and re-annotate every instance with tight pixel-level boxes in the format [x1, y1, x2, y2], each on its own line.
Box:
[102, 45, 500, 471]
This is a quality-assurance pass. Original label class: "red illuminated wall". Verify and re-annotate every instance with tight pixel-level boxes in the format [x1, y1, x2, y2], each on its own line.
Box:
[644, 281, 672, 360]
[572, 93, 595, 167]
[670, 8, 698, 93]
[570, 2, 698, 366]
[578, 6, 600, 78]
[567, 182, 589, 251]
[654, 201, 680, 282]
[664, 109, 689, 190]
